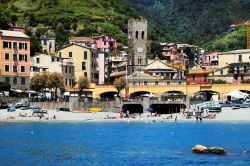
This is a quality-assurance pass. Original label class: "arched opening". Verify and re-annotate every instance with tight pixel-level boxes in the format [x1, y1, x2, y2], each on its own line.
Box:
[130, 91, 150, 99]
[122, 104, 143, 114]
[192, 90, 219, 103]
[240, 90, 250, 95]
[161, 91, 186, 102]
[100, 91, 117, 101]
[150, 104, 186, 114]
[141, 31, 144, 39]
[136, 31, 139, 39]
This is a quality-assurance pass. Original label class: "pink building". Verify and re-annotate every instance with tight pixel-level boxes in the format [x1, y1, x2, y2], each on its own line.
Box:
[202, 52, 218, 66]
[92, 35, 117, 53]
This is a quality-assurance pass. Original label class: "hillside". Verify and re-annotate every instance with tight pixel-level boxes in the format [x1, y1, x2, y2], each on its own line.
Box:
[0, 0, 140, 54]
[124, 0, 250, 51]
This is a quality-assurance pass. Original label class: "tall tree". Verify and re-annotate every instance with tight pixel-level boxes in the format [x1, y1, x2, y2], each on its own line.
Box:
[78, 76, 90, 95]
[113, 77, 127, 96]
[47, 72, 64, 99]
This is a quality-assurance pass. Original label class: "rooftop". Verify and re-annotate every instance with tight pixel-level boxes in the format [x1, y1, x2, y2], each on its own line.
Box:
[218, 49, 250, 55]
[69, 37, 94, 41]
[188, 68, 213, 75]
[0, 30, 30, 38]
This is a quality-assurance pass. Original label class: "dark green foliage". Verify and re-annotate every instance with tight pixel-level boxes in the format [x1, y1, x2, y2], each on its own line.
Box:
[0, 82, 10, 92]
[212, 79, 227, 84]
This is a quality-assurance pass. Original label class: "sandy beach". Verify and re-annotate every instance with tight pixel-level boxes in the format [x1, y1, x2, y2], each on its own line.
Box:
[0, 107, 250, 123]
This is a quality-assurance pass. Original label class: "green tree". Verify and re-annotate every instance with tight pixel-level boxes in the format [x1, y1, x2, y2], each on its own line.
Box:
[47, 72, 65, 99]
[0, 82, 10, 93]
[30, 73, 48, 92]
[113, 77, 127, 96]
[78, 76, 90, 95]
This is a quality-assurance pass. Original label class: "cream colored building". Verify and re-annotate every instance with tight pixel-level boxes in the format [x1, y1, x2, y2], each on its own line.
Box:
[58, 43, 98, 83]
[30, 54, 75, 88]
[218, 49, 250, 68]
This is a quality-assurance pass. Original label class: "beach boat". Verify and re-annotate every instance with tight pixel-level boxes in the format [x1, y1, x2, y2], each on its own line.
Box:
[89, 107, 102, 113]
[7, 106, 16, 112]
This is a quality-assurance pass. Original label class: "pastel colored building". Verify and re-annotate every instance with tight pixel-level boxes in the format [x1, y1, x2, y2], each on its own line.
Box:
[58, 43, 99, 84]
[218, 49, 250, 68]
[187, 68, 213, 84]
[40, 34, 56, 54]
[202, 52, 218, 66]
[93, 35, 117, 53]
[0, 30, 30, 90]
[69, 37, 95, 48]
[30, 54, 75, 89]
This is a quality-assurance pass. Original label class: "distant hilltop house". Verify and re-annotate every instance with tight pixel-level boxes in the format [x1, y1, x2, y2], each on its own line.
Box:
[40, 32, 56, 55]
[0, 29, 30, 91]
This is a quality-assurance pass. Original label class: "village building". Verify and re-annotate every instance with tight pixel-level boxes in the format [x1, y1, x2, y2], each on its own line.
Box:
[40, 33, 56, 55]
[0, 30, 30, 91]
[187, 68, 213, 85]
[69, 37, 95, 48]
[57, 43, 99, 84]
[30, 54, 75, 89]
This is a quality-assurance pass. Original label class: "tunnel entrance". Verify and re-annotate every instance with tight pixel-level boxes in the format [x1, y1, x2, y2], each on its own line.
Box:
[130, 91, 150, 99]
[122, 104, 143, 114]
[150, 104, 185, 114]
[100, 91, 117, 101]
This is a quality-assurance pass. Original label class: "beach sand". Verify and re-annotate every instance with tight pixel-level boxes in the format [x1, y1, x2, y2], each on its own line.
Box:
[0, 107, 250, 123]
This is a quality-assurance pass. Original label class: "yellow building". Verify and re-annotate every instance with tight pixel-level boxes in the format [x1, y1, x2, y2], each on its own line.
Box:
[58, 43, 98, 83]
[218, 49, 250, 68]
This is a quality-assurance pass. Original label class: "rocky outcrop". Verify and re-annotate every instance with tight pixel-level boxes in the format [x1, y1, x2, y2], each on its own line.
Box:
[192, 145, 226, 155]
[192, 145, 209, 154]
[208, 147, 227, 155]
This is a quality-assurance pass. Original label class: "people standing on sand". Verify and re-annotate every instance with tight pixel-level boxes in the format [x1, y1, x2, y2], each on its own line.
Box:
[175, 116, 177, 122]
[196, 115, 199, 122]
[53, 115, 56, 119]
[120, 111, 123, 119]
[126, 110, 129, 118]
[199, 116, 202, 122]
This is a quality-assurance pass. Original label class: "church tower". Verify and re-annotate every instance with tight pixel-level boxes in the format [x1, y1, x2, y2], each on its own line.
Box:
[128, 18, 147, 72]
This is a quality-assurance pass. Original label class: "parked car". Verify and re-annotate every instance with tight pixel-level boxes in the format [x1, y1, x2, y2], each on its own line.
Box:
[59, 107, 70, 112]
[0, 102, 8, 109]
[7, 106, 16, 112]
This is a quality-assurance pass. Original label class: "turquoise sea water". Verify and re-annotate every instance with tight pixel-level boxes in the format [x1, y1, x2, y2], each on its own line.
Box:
[0, 122, 250, 166]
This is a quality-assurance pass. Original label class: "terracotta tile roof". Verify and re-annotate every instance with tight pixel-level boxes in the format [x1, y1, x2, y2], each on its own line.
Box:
[188, 68, 213, 75]
[0, 30, 29, 38]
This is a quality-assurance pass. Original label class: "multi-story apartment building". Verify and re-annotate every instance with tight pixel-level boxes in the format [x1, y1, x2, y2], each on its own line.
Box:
[58, 43, 99, 84]
[0, 30, 30, 90]
[30, 54, 75, 89]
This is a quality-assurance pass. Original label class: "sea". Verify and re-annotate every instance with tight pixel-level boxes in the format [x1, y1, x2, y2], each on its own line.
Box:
[0, 122, 250, 166]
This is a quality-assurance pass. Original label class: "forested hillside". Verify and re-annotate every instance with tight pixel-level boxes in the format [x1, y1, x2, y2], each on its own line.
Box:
[124, 0, 250, 51]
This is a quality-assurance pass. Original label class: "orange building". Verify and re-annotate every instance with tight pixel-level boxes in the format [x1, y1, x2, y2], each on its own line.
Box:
[187, 68, 213, 85]
[0, 30, 30, 90]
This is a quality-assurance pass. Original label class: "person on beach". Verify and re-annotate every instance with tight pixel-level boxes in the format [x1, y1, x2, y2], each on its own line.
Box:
[120, 111, 123, 119]
[196, 115, 199, 122]
[53, 115, 56, 119]
[175, 116, 177, 122]
[199, 116, 202, 122]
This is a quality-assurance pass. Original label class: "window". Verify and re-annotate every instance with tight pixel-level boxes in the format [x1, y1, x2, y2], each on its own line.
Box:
[244, 66, 248, 73]
[13, 54, 17, 60]
[144, 81, 147, 85]
[13, 66, 17, 72]
[5, 53, 9, 60]
[69, 67, 71, 74]
[220, 70, 223, 75]
[237, 66, 240, 73]
[21, 66, 25, 72]
[138, 58, 142, 65]
[69, 52, 72, 58]
[36, 58, 40, 64]
[65, 67, 68, 73]
[136, 31, 138, 39]
[3, 41, 9, 48]
[5, 65, 9, 72]
[19, 43, 27, 50]
[52, 57, 54, 62]
[141, 31, 145, 39]
[133, 81, 136, 85]
[167, 81, 170, 85]
[43, 40, 47, 45]
[82, 62, 86, 70]
[155, 81, 158, 85]
[65, 79, 67, 86]
[13, 42, 17, 49]
[59, 52, 61, 57]
[239, 55, 242, 62]
[241, 75, 244, 81]
[13, 77, 17, 84]
[5, 77, 10, 83]
[84, 51, 87, 59]
[19, 54, 27, 61]
[192, 75, 195, 81]
[21, 77, 25, 85]
[84, 72, 87, 77]
[204, 75, 207, 81]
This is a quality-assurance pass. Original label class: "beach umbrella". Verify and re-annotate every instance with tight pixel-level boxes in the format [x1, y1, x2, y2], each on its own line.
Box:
[146, 107, 154, 112]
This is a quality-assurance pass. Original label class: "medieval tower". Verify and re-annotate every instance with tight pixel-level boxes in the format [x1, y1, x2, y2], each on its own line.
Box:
[128, 18, 147, 73]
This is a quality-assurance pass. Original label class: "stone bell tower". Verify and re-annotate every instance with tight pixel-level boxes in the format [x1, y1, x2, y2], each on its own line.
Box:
[128, 18, 148, 73]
